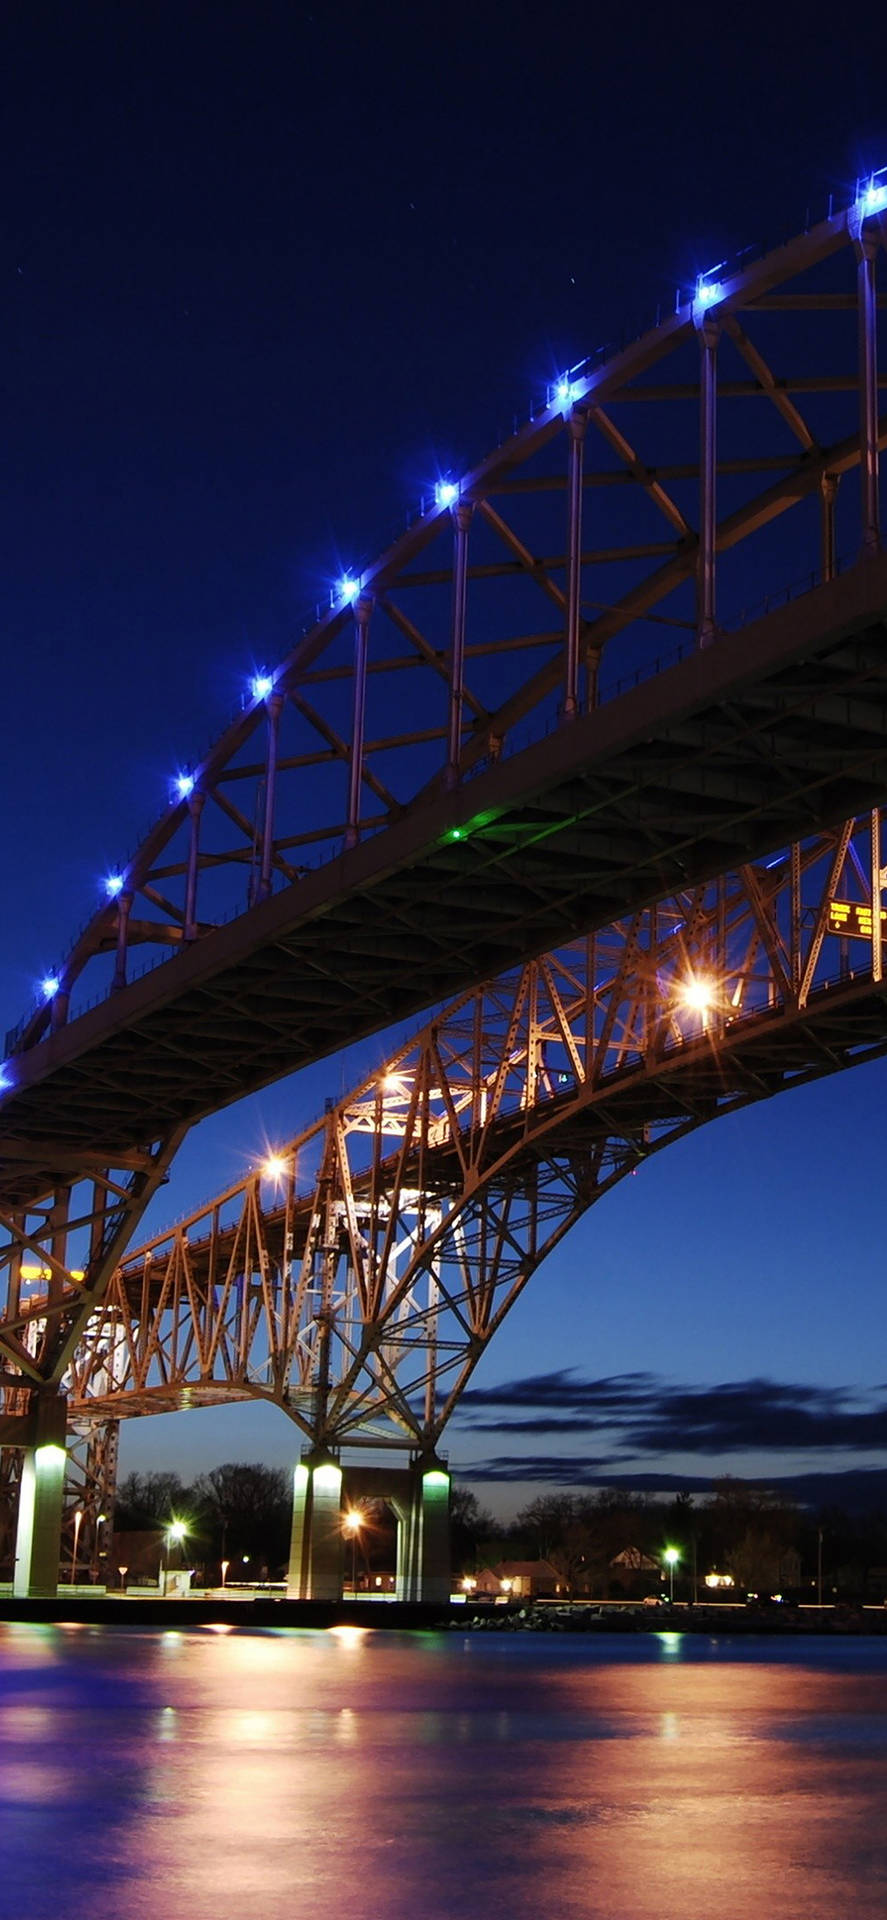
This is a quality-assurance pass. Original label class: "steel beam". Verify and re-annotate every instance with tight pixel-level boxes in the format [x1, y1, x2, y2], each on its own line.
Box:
[345, 598, 372, 849]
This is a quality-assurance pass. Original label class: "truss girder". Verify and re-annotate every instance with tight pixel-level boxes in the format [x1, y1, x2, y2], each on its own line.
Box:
[6, 562, 887, 1210]
[35, 810, 887, 1452]
[6, 197, 887, 1215]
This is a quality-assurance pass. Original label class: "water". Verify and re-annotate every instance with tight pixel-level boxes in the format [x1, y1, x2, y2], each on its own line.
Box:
[1, 1624, 887, 1919]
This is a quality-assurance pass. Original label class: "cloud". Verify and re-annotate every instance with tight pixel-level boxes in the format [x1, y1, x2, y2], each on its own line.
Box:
[460, 1369, 655, 1411]
[454, 1457, 887, 1513]
[454, 1370, 887, 1458]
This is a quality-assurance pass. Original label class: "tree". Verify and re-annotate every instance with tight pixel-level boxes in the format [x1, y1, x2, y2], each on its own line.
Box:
[114, 1471, 188, 1530]
[192, 1462, 291, 1574]
[449, 1485, 496, 1570]
[513, 1493, 579, 1562]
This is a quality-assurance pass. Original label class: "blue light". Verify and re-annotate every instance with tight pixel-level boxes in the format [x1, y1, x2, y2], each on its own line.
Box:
[174, 771, 195, 799]
[695, 274, 723, 310]
[41, 975, 60, 1000]
[554, 376, 575, 409]
[860, 175, 887, 216]
[0, 1063, 11, 1094]
[105, 874, 124, 898]
[435, 480, 458, 509]
[250, 673, 274, 701]
[338, 576, 360, 605]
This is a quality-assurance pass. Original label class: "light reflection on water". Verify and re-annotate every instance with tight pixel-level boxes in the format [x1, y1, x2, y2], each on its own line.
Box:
[0, 1626, 886, 1918]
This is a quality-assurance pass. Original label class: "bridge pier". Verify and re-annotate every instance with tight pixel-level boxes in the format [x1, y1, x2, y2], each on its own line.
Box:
[390, 1458, 451, 1603]
[287, 1451, 451, 1603]
[13, 1393, 67, 1598]
[287, 1454, 344, 1600]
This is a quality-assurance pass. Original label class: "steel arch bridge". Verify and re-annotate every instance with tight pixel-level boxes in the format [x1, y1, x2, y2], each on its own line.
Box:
[57, 808, 887, 1446]
[7, 179, 887, 1588]
[15, 804, 887, 1590]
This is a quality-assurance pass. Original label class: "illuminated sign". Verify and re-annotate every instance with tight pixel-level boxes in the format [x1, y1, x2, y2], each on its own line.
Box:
[826, 901, 887, 940]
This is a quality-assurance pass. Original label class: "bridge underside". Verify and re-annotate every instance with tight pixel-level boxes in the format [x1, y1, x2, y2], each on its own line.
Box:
[5, 557, 887, 1209]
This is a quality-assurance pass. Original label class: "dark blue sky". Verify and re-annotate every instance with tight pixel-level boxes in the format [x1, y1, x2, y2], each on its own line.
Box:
[3, 3, 887, 1512]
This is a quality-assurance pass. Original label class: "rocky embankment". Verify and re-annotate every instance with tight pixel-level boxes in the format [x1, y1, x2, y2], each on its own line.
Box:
[459, 1601, 887, 1635]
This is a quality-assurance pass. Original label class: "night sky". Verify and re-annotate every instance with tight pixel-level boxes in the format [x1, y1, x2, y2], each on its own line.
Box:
[4, 3, 887, 1515]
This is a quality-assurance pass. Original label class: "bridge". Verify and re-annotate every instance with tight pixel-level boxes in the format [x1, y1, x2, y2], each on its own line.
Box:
[10, 808, 887, 1595]
[4, 179, 887, 1595]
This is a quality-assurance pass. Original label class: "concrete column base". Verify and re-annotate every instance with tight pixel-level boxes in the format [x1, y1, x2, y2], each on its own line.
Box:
[416, 1460, 451, 1604]
[286, 1454, 343, 1599]
[13, 1395, 68, 1598]
[390, 1458, 451, 1602]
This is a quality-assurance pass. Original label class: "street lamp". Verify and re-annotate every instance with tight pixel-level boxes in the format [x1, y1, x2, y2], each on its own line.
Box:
[71, 1508, 83, 1585]
[118, 1565, 128, 1592]
[342, 1510, 364, 1593]
[96, 1511, 108, 1583]
[220, 1558, 230, 1589]
[663, 1546, 680, 1605]
[162, 1518, 188, 1594]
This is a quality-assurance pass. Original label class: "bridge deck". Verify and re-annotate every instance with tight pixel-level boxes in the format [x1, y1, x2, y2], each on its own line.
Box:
[4, 556, 887, 1208]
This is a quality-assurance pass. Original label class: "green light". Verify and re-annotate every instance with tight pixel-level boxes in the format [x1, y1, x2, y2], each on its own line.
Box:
[35, 1445, 66, 1468]
[423, 1469, 450, 1487]
[663, 1546, 680, 1566]
[448, 828, 464, 841]
[293, 1462, 310, 1490]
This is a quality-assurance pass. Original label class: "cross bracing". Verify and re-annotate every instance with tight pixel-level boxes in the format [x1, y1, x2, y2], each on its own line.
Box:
[35, 809, 887, 1452]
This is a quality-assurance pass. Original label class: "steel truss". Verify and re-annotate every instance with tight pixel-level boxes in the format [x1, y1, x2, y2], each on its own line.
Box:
[0, 1425, 117, 1583]
[46, 810, 887, 1454]
[6, 193, 887, 1223]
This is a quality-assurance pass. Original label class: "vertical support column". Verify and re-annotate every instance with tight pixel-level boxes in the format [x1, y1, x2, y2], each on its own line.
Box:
[345, 597, 371, 849]
[696, 316, 719, 646]
[872, 808, 883, 985]
[563, 409, 587, 719]
[256, 693, 284, 903]
[417, 1460, 451, 1603]
[715, 875, 727, 1039]
[14, 1393, 67, 1598]
[446, 502, 473, 787]
[391, 1494, 416, 1601]
[394, 1458, 450, 1601]
[791, 841, 802, 999]
[183, 790, 205, 941]
[820, 472, 838, 582]
[856, 233, 881, 554]
[287, 1460, 311, 1597]
[286, 1454, 343, 1600]
[112, 890, 133, 989]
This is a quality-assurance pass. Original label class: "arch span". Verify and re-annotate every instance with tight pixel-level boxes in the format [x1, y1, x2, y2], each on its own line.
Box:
[63, 809, 887, 1455]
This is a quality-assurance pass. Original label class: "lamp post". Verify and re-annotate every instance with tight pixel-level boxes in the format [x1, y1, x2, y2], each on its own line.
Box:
[96, 1511, 108, 1585]
[118, 1565, 128, 1592]
[71, 1508, 83, 1586]
[663, 1546, 680, 1606]
[342, 1510, 364, 1594]
[221, 1559, 230, 1589]
[162, 1519, 188, 1595]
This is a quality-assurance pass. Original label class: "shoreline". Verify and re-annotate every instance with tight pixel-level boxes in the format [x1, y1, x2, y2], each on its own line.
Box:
[1, 1595, 886, 1634]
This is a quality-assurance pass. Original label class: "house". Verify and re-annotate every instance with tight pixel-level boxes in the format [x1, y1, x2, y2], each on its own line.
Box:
[609, 1546, 662, 1599]
[472, 1559, 562, 1600]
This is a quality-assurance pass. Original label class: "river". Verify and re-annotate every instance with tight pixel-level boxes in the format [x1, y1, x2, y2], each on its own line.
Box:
[0, 1623, 886, 1918]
